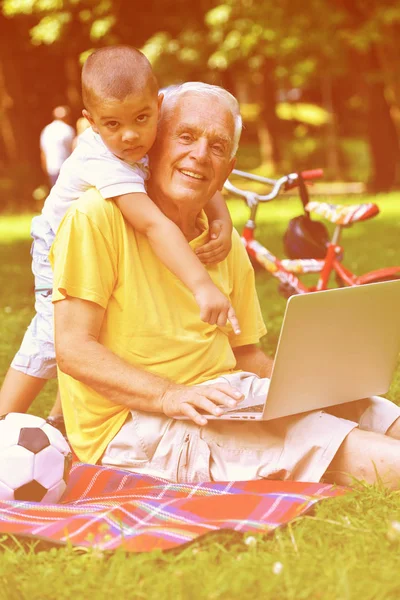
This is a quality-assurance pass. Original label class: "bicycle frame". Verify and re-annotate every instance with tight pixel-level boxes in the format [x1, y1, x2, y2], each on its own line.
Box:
[229, 169, 400, 295]
[242, 224, 309, 293]
[316, 227, 400, 290]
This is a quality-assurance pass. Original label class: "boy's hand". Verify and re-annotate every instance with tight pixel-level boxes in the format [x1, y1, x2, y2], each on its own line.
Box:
[194, 282, 241, 335]
[195, 220, 232, 264]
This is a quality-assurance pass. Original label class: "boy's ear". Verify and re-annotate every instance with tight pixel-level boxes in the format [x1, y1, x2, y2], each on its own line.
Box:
[158, 93, 164, 111]
[82, 109, 97, 132]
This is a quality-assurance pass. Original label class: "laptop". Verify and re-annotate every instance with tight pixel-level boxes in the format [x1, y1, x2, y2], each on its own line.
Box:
[205, 280, 400, 421]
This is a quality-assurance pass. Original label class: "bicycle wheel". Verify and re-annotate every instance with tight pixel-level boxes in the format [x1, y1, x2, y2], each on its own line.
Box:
[363, 275, 400, 283]
[335, 273, 400, 287]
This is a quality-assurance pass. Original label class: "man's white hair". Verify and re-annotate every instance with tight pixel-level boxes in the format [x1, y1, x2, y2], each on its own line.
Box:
[161, 82, 242, 159]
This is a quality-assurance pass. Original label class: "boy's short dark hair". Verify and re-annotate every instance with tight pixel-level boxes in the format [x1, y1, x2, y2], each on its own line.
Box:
[82, 46, 158, 110]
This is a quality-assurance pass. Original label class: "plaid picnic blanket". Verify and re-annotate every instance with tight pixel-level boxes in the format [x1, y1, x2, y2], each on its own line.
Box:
[0, 462, 347, 553]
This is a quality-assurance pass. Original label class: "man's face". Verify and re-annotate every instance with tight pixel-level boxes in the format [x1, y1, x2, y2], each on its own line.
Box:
[148, 93, 236, 210]
[83, 87, 162, 164]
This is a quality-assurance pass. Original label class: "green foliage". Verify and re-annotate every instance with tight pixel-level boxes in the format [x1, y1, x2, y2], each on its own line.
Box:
[205, 4, 232, 28]
[3, 0, 116, 45]
[30, 12, 71, 45]
[4, 0, 66, 17]
[203, 0, 347, 85]
[1, 0, 400, 189]
[276, 103, 330, 126]
[337, 0, 400, 52]
[89, 14, 115, 40]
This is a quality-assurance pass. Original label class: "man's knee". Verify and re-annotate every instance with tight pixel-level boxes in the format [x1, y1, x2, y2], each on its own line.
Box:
[324, 428, 400, 489]
[386, 417, 400, 440]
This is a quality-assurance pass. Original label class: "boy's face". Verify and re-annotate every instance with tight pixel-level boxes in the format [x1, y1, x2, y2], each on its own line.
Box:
[83, 86, 162, 163]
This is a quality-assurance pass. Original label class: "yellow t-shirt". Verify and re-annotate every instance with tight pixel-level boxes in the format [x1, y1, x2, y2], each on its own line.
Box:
[50, 188, 267, 463]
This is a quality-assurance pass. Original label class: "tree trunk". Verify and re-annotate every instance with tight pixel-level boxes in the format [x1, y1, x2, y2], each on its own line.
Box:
[321, 72, 341, 180]
[256, 121, 275, 171]
[0, 15, 20, 165]
[367, 47, 399, 192]
[65, 54, 82, 115]
[257, 61, 281, 172]
[0, 12, 43, 169]
[375, 32, 400, 143]
[0, 57, 17, 163]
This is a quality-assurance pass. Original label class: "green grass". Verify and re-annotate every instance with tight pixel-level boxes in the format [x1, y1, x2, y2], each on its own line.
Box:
[1, 193, 400, 599]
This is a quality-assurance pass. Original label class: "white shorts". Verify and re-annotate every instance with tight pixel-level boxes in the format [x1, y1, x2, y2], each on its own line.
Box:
[11, 216, 56, 379]
[102, 372, 400, 483]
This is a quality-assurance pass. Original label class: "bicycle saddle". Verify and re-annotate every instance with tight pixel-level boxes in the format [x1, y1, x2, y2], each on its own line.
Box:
[305, 201, 379, 225]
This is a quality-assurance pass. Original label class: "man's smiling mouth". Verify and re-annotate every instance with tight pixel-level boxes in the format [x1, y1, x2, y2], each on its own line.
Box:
[179, 169, 205, 180]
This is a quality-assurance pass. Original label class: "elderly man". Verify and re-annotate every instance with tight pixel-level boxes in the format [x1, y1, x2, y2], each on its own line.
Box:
[51, 82, 400, 488]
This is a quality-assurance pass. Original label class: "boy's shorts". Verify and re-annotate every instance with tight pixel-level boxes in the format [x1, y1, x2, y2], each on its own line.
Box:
[11, 216, 56, 380]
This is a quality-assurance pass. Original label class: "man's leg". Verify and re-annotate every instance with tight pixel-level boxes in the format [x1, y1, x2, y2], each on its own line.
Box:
[325, 427, 400, 490]
[200, 393, 400, 486]
[386, 417, 400, 440]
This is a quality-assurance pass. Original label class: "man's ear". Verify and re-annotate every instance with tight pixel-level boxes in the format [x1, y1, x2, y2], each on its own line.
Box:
[82, 109, 97, 133]
[219, 157, 236, 190]
[157, 93, 164, 124]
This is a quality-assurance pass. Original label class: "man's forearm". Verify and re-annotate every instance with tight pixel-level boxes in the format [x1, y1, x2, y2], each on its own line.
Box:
[57, 336, 244, 425]
[57, 336, 176, 413]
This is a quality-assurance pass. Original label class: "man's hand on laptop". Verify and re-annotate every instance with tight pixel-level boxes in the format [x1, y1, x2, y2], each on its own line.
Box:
[161, 383, 244, 426]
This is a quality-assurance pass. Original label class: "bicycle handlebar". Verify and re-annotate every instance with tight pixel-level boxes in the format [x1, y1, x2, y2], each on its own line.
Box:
[300, 169, 324, 181]
[224, 168, 324, 207]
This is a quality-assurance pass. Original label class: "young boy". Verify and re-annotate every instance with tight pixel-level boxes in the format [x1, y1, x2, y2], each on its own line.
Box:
[0, 46, 240, 425]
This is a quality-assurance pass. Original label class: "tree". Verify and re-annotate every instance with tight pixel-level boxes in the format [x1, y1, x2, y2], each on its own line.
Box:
[144, 0, 347, 174]
[145, 0, 400, 187]
[2, 0, 121, 114]
[331, 0, 400, 190]
[2, 0, 399, 206]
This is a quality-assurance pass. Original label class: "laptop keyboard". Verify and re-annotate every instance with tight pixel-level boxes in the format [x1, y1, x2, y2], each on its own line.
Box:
[228, 404, 265, 414]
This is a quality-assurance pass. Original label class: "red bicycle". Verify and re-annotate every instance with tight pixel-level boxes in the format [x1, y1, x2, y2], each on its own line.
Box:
[224, 169, 400, 297]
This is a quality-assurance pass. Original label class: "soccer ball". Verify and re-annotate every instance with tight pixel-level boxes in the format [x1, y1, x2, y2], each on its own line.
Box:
[0, 412, 72, 503]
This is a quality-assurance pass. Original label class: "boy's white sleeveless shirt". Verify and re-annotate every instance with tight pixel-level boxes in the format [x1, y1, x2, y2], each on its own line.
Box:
[41, 127, 149, 235]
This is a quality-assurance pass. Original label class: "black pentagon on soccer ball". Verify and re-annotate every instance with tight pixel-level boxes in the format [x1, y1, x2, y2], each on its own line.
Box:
[18, 427, 50, 453]
[15, 480, 47, 502]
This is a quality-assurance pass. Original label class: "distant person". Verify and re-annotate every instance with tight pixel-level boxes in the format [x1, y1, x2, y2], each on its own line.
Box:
[0, 46, 237, 430]
[40, 106, 75, 187]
